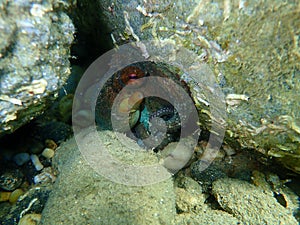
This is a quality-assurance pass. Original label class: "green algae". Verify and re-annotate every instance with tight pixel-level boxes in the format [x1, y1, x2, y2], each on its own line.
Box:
[71, 0, 300, 173]
[102, 0, 300, 173]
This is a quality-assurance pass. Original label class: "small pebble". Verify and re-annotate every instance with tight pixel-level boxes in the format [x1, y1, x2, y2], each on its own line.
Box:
[13, 153, 30, 166]
[30, 154, 44, 171]
[0, 191, 11, 202]
[45, 139, 57, 150]
[41, 148, 55, 159]
[18, 213, 41, 225]
[9, 188, 24, 203]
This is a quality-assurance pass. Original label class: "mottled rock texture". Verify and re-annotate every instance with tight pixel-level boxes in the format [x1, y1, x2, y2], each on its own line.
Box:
[41, 130, 176, 224]
[0, 0, 74, 136]
[75, 0, 300, 173]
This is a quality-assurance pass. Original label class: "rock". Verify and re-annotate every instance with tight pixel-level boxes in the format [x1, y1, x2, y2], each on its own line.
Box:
[251, 170, 299, 216]
[13, 153, 30, 166]
[18, 213, 41, 225]
[44, 139, 57, 150]
[212, 178, 298, 224]
[175, 187, 204, 213]
[31, 121, 72, 143]
[0, 191, 11, 202]
[41, 148, 55, 159]
[38, 129, 299, 224]
[41, 129, 176, 224]
[174, 175, 206, 213]
[190, 160, 227, 192]
[175, 210, 241, 225]
[9, 188, 24, 204]
[0, 0, 75, 137]
[30, 155, 43, 171]
[2, 186, 52, 224]
[174, 174, 241, 224]
[175, 174, 204, 193]
[0, 169, 23, 191]
[73, 0, 300, 174]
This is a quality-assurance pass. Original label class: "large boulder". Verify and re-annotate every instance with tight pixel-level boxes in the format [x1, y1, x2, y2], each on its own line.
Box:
[74, 0, 300, 173]
[0, 0, 75, 136]
[41, 130, 176, 224]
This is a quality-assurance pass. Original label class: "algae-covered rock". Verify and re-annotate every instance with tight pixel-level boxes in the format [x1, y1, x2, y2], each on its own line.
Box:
[174, 174, 242, 224]
[41, 129, 176, 224]
[212, 178, 298, 224]
[75, 0, 300, 173]
[174, 176, 206, 213]
[0, 0, 75, 136]
[175, 210, 241, 225]
[40, 129, 299, 224]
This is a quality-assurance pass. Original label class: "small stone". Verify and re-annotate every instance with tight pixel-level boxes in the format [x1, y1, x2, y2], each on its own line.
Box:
[30, 154, 43, 171]
[45, 139, 57, 150]
[18, 213, 41, 225]
[41, 148, 55, 159]
[175, 210, 241, 224]
[175, 187, 205, 212]
[9, 188, 24, 203]
[0, 191, 11, 202]
[13, 153, 30, 166]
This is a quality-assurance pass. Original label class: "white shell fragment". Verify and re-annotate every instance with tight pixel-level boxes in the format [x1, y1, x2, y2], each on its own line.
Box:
[0, 95, 22, 106]
[30, 4, 48, 17]
[226, 94, 250, 101]
[226, 94, 249, 106]
[16, 79, 48, 95]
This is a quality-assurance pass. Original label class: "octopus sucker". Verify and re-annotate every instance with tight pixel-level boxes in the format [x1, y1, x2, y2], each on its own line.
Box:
[149, 106, 181, 133]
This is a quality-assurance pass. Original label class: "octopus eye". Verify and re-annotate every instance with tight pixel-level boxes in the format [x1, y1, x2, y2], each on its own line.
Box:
[119, 66, 146, 87]
[128, 73, 138, 79]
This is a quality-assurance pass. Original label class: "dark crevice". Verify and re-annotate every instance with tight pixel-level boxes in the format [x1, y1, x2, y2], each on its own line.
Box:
[68, 0, 114, 66]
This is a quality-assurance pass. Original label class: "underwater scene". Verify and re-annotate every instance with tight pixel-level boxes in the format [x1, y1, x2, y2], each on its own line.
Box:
[0, 0, 299, 224]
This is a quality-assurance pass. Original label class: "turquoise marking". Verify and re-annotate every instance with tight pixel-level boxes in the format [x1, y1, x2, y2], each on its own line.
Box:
[139, 106, 150, 130]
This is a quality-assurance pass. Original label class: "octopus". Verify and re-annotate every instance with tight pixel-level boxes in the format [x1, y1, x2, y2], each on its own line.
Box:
[95, 61, 195, 150]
